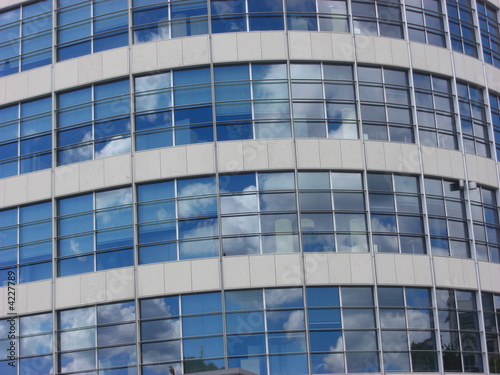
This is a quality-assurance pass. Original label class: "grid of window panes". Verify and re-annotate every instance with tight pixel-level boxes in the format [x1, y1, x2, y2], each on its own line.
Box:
[351, 0, 403, 38]
[447, 0, 478, 57]
[0, 0, 52, 77]
[477, 1, 500, 68]
[404, 0, 446, 46]
[56, 79, 131, 166]
[0, 202, 52, 285]
[132, 0, 209, 43]
[437, 289, 483, 372]
[137, 176, 218, 264]
[57, 0, 128, 61]
[457, 81, 491, 157]
[3, 288, 500, 374]
[358, 66, 414, 142]
[368, 173, 425, 254]
[297, 171, 368, 254]
[482, 293, 500, 373]
[470, 185, 500, 262]
[424, 177, 470, 258]
[378, 287, 437, 372]
[291, 64, 358, 139]
[0, 313, 53, 375]
[57, 187, 134, 276]
[491, 91, 500, 161]
[57, 302, 136, 374]
[413, 72, 458, 150]
[0, 96, 52, 178]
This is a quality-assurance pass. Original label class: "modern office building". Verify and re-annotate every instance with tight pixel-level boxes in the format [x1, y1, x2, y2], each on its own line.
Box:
[0, 0, 500, 374]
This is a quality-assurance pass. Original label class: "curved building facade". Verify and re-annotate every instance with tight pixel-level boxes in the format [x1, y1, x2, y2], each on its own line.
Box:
[0, 0, 500, 374]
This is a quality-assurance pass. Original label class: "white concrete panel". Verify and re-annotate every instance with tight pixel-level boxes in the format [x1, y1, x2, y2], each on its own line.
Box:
[384, 142, 404, 172]
[105, 267, 135, 301]
[412, 255, 432, 286]
[4, 175, 28, 206]
[103, 47, 129, 79]
[165, 261, 192, 294]
[401, 143, 422, 173]
[467, 154, 499, 188]
[135, 150, 161, 181]
[243, 140, 269, 170]
[268, 139, 295, 169]
[350, 253, 374, 284]
[374, 37, 394, 66]
[478, 261, 493, 291]
[54, 164, 80, 196]
[331, 34, 354, 61]
[486, 159, 500, 188]
[78, 53, 104, 85]
[375, 254, 397, 284]
[454, 53, 486, 86]
[217, 141, 244, 173]
[192, 258, 220, 291]
[0, 179, 4, 207]
[491, 262, 500, 292]
[28, 65, 51, 98]
[318, 139, 342, 169]
[157, 39, 183, 69]
[79, 159, 105, 191]
[138, 264, 165, 297]
[365, 141, 386, 170]
[395, 255, 415, 285]
[437, 47, 453, 76]
[80, 272, 107, 305]
[261, 32, 287, 60]
[236, 32, 262, 61]
[328, 253, 352, 284]
[132, 42, 158, 73]
[289, 32, 312, 60]
[182, 35, 210, 66]
[54, 58, 79, 90]
[435, 148, 453, 178]
[340, 140, 363, 169]
[465, 154, 479, 184]
[275, 253, 302, 285]
[0, 76, 6, 105]
[355, 35, 376, 63]
[461, 259, 478, 289]
[14, 283, 28, 314]
[449, 150, 465, 180]
[27, 170, 52, 202]
[433, 256, 451, 287]
[104, 154, 132, 186]
[223, 256, 251, 289]
[186, 143, 215, 175]
[410, 43, 427, 72]
[391, 39, 410, 67]
[249, 255, 276, 287]
[424, 44, 441, 73]
[421, 146, 440, 176]
[56, 275, 81, 309]
[485, 64, 500, 93]
[296, 139, 320, 168]
[311, 33, 333, 60]
[212, 33, 238, 63]
[304, 253, 330, 284]
[5, 72, 29, 103]
[448, 258, 465, 288]
[160, 146, 188, 178]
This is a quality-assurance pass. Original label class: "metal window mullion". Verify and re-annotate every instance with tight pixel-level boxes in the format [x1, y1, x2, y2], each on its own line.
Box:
[174, 180, 180, 260]
[90, 0, 95, 54]
[93, 192, 97, 272]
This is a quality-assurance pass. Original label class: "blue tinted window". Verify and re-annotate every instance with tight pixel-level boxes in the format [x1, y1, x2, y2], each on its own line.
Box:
[182, 292, 222, 315]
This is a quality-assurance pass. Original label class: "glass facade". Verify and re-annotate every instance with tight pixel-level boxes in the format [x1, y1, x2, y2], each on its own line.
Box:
[1, 287, 498, 374]
[0, 96, 52, 178]
[0, 61, 498, 174]
[0, 1, 499, 374]
[1, 0, 500, 76]
[0, 0, 52, 77]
